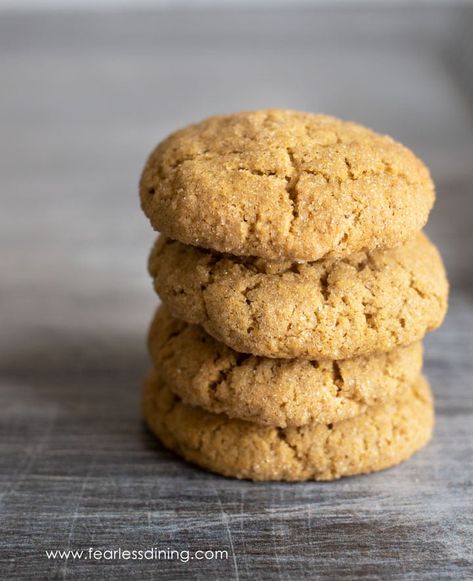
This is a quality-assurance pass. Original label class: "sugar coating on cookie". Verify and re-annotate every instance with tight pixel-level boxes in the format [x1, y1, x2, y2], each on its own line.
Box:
[149, 232, 448, 360]
[140, 109, 434, 261]
[149, 307, 423, 428]
[143, 371, 434, 481]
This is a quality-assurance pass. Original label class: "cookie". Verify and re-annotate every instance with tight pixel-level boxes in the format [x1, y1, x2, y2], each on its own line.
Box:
[149, 232, 448, 360]
[149, 307, 423, 427]
[143, 371, 433, 481]
[140, 109, 434, 261]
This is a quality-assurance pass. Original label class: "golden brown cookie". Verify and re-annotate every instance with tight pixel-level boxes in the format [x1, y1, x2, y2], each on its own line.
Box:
[140, 109, 434, 261]
[149, 232, 448, 360]
[149, 307, 423, 427]
[143, 371, 434, 481]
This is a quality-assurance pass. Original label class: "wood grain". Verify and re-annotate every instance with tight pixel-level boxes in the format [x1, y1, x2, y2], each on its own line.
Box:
[0, 6, 472, 579]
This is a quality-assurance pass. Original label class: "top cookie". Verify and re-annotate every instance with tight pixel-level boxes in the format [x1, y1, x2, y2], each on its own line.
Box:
[140, 109, 434, 261]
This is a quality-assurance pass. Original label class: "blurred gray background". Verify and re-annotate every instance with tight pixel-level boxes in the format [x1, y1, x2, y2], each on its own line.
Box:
[1, 3, 473, 579]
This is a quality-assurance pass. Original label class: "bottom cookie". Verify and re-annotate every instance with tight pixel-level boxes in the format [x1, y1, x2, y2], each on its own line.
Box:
[143, 371, 434, 481]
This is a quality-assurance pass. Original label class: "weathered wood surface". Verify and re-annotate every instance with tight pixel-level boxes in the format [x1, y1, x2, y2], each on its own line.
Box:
[0, 6, 472, 579]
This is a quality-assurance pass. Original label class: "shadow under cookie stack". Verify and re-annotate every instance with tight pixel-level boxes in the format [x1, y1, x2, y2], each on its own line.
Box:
[139, 109, 448, 481]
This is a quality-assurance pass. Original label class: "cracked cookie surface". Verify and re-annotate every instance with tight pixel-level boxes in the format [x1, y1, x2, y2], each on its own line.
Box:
[143, 371, 433, 481]
[149, 307, 423, 427]
[149, 232, 448, 359]
[140, 109, 434, 261]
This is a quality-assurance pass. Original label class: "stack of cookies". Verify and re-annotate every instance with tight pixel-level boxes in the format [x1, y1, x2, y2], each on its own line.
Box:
[139, 109, 448, 481]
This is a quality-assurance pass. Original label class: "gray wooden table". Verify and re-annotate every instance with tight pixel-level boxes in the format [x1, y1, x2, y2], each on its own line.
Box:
[1, 6, 472, 579]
